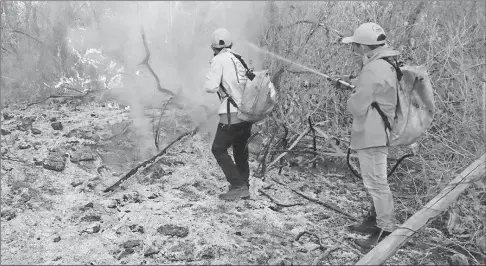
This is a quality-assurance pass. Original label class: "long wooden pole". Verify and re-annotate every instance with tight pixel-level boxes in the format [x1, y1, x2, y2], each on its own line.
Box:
[355, 154, 486, 265]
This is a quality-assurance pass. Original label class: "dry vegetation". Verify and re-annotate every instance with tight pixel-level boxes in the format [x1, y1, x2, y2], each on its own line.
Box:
[1, 1, 485, 265]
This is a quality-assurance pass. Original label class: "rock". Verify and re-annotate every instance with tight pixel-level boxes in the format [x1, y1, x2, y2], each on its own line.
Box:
[64, 128, 100, 141]
[447, 253, 468, 265]
[122, 192, 141, 203]
[1, 146, 8, 156]
[198, 248, 214, 260]
[18, 143, 31, 150]
[147, 193, 158, 199]
[80, 202, 94, 211]
[43, 150, 66, 172]
[17, 124, 29, 131]
[17, 117, 35, 131]
[32, 141, 42, 150]
[33, 157, 44, 166]
[1, 128, 10, 135]
[144, 247, 159, 257]
[83, 224, 101, 234]
[71, 181, 83, 187]
[97, 165, 108, 175]
[117, 248, 134, 260]
[53, 236, 61, 243]
[129, 224, 145, 234]
[70, 148, 96, 163]
[157, 224, 189, 238]
[81, 215, 101, 222]
[3, 112, 14, 120]
[150, 165, 167, 179]
[123, 240, 142, 249]
[31, 128, 42, 135]
[107, 199, 119, 208]
[51, 122, 63, 131]
[50, 117, 57, 122]
[1, 209, 17, 221]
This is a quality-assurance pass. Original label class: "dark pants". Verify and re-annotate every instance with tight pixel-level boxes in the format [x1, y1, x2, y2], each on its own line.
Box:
[211, 121, 252, 187]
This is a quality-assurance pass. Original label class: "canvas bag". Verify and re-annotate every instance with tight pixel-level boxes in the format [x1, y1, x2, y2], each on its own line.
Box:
[373, 60, 435, 147]
[220, 53, 277, 124]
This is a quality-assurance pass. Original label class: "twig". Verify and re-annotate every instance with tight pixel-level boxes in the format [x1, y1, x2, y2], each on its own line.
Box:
[21, 93, 88, 110]
[308, 117, 317, 168]
[102, 124, 131, 141]
[289, 187, 358, 221]
[11, 29, 47, 47]
[312, 244, 341, 265]
[103, 127, 199, 193]
[269, 149, 359, 159]
[258, 189, 304, 208]
[1, 156, 36, 166]
[258, 133, 276, 179]
[268, 127, 311, 169]
[139, 25, 175, 96]
[462, 62, 485, 72]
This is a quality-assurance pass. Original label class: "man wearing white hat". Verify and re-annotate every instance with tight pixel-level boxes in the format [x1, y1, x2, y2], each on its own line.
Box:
[333, 22, 402, 250]
[204, 28, 253, 201]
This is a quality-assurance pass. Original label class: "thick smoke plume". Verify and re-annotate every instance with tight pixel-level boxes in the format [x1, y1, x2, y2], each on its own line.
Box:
[67, 1, 267, 156]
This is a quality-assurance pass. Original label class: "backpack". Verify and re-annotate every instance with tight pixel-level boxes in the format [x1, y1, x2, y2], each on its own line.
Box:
[347, 59, 435, 180]
[219, 53, 277, 125]
[372, 58, 435, 147]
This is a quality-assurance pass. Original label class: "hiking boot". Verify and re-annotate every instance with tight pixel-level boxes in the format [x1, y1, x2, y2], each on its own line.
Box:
[348, 216, 378, 234]
[219, 185, 250, 201]
[355, 229, 391, 251]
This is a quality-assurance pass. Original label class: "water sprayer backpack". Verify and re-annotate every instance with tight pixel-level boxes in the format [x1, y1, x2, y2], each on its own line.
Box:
[219, 52, 277, 126]
[347, 58, 436, 179]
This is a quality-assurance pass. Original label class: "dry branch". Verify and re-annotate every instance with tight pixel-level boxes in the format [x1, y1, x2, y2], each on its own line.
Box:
[308, 117, 317, 168]
[258, 189, 304, 208]
[103, 127, 199, 193]
[268, 127, 311, 169]
[355, 154, 486, 265]
[139, 26, 175, 97]
[312, 244, 341, 265]
[21, 93, 89, 110]
[289, 187, 358, 221]
[102, 124, 131, 141]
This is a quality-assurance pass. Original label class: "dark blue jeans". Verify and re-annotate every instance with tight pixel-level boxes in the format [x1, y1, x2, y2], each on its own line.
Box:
[211, 121, 252, 187]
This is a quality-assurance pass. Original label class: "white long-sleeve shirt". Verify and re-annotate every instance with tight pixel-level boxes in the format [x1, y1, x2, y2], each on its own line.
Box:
[204, 49, 248, 114]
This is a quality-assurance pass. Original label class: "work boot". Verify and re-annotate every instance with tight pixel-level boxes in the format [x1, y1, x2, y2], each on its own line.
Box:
[219, 185, 250, 201]
[355, 229, 391, 251]
[348, 215, 378, 234]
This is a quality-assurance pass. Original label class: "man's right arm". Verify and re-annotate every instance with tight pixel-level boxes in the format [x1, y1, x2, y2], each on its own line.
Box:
[204, 58, 223, 93]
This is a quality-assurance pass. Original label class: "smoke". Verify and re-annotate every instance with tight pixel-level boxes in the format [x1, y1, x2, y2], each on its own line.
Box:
[66, 1, 267, 156]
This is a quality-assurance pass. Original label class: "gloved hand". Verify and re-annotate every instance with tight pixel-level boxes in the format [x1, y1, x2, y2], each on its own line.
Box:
[330, 75, 354, 89]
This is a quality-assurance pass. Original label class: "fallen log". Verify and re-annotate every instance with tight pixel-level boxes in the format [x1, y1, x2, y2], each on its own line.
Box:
[103, 127, 199, 193]
[355, 154, 486, 265]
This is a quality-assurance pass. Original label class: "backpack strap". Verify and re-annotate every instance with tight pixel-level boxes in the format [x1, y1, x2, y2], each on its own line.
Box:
[370, 57, 402, 146]
[218, 52, 253, 127]
[219, 83, 238, 127]
[230, 52, 255, 80]
[371, 102, 392, 146]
